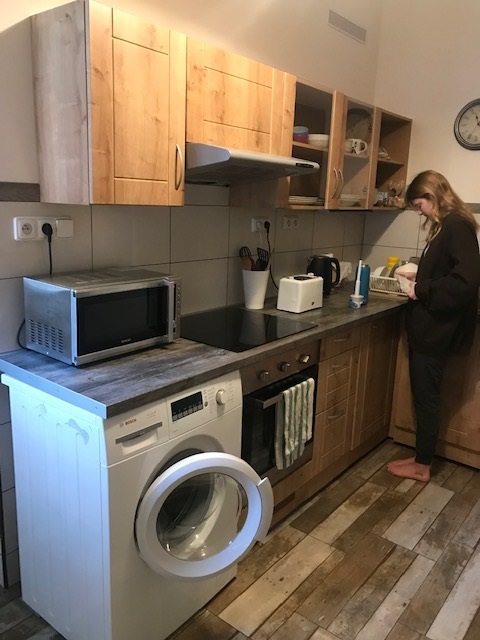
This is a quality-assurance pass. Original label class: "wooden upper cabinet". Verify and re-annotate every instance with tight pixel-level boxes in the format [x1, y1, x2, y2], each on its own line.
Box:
[186, 40, 295, 156]
[31, 0, 186, 205]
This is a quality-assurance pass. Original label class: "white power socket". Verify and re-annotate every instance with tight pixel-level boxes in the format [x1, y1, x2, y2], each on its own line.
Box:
[13, 216, 73, 241]
[251, 217, 270, 232]
[283, 215, 299, 230]
[13, 217, 37, 240]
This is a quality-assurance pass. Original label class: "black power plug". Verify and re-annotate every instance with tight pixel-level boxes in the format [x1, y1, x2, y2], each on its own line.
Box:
[41, 223, 54, 275]
[264, 220, 270, 233]
[42, 223, 53, 240]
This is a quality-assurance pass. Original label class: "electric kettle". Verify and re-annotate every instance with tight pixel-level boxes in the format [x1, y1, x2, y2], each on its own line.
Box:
[306, 255, 340, 296]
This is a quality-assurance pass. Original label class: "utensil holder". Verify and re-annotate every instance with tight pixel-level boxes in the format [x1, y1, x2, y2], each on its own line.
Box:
[242, 269, 269, 309]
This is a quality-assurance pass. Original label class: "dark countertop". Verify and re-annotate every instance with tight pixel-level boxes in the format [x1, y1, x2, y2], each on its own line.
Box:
[0, 290, 406, 419]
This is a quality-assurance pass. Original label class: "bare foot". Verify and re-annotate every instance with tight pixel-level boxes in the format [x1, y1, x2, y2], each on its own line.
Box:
[387, 460, 430, 482]
[387, 457, 415, 472]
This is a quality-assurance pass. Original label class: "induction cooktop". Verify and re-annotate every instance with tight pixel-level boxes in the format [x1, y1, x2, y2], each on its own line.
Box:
[180, 306, 317, 352]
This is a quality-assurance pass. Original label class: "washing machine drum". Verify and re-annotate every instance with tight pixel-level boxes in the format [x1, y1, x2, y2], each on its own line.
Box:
[135, 451, 273, 580]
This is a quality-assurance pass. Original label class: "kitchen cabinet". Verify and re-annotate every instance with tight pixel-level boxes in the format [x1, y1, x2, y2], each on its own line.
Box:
[32, 0, 186, 205]
[390, 325, 480, 468]
[287, 80, 411, 211]
[186, 40, 295, 156]
[288, 82, 375, 210]
[353, 314, 399, 449]
[312, 326, 360, 474]
[369, 109, 412, 210]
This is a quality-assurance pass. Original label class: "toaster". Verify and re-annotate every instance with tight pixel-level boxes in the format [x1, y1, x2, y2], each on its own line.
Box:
[276, 274, 323, 313]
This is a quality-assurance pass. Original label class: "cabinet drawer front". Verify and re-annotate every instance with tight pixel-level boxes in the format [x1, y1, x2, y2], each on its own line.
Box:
[326, 382, 349, 411]
[321, 327, 360, 360]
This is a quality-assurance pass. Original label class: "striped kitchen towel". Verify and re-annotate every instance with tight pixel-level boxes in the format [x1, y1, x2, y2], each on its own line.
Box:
[274, 377, 314, 470]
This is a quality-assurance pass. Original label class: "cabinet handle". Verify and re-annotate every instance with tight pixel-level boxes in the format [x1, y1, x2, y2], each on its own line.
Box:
[331, 363, 345, 370]
[175, 144, 184, 190]
[338, 170, 345, 197]
[334, 337, 348, 342]
[332, 168, 339, 199]
[327, 411, 345, 420]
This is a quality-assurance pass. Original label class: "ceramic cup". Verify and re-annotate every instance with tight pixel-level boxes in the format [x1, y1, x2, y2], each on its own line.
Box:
[345, 138, 368, 154]
[242, 269, 269, 309]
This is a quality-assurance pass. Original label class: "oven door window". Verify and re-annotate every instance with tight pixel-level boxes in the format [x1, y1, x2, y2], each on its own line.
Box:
[76, 286, 168, 354]
[242, 367, 317, 476]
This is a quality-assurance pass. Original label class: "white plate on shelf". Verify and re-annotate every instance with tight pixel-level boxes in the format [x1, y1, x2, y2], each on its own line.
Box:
[288, 196, 319, 205]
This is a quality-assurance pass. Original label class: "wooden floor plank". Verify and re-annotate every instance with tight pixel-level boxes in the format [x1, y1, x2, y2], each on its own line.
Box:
[397, 540, 472, 635]
[413, 492, 476, 560]
[290, 473, 367, 534]
[382, 484, 454, 550]
[251, 549, 345, 640]
[459, 471, 480, 500]
[298, 533, 395, 628]
[309, 482, 386, 545]
[354, 554, 434, 640]
[451, 497, 480, 548]
[385, 622, 422, 639]
[327, 546, 416, 640]
[209, 525, 305, 614]
[426, 543, 480, 640]
[219, 536, 333, 636]
[336, 488, 419, 553]
[438, 463, 474, 491]
[268, 612, 317, 640]
[168, 609, 237, 640]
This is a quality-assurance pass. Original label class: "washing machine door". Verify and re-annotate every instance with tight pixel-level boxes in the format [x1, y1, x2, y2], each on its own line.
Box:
[135, 451, 273, 579]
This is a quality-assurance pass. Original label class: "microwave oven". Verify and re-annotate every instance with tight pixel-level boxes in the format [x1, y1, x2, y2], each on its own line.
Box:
[23, 267, 181, 366]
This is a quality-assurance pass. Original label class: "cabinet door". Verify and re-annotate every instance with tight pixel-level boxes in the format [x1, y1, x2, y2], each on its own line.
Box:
[32, 1, 186, 206]
[327, 95, 374, 210]
[391, 326, 480, 467]
[368, 108, 412, 210]
[313, 328, 360, 474]
[186, 40, 294, 156]
[90, 2, 186, 205]
[352, 315, 399, 449]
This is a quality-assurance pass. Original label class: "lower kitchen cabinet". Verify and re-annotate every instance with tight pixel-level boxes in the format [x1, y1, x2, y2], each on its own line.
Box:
[353, 314, 399, 449]
[390, 324, 480, 468]
[270, 312, 401, 525]
[312, 327, 360, 474]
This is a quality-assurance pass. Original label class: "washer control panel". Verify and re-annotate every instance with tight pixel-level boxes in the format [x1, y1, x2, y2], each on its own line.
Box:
[168, 370, 242, 437]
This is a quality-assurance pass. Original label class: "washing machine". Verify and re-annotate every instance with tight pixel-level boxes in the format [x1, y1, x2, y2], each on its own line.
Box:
[3, 370, 273, 640]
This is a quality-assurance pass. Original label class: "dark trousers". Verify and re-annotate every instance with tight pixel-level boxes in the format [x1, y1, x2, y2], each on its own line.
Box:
[409, 349, 447, 465]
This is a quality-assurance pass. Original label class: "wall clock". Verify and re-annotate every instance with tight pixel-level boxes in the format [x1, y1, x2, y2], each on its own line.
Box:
[454, 99, 480, 149]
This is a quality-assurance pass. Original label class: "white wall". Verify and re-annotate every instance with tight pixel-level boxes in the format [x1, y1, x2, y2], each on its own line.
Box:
[375, 0, 480, 201]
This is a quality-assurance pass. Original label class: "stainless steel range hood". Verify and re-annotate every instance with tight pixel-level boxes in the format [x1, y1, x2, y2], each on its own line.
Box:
[185, 143, 320, 186]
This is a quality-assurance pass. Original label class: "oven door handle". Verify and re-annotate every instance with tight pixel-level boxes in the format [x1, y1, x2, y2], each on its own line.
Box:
[250, 393, 285, 410]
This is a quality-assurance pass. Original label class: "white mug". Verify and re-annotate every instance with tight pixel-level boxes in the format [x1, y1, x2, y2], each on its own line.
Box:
[345, 138, 368, 154]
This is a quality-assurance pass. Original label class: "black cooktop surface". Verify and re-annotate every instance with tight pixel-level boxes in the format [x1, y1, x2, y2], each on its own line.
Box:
[181, 306, 317, 352]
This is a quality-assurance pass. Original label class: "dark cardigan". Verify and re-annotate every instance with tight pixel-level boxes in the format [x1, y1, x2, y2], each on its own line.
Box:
[406, 212, 480, 357]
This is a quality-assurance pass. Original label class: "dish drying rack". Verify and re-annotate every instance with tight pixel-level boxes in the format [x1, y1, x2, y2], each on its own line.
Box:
[369, 275, 407, 296]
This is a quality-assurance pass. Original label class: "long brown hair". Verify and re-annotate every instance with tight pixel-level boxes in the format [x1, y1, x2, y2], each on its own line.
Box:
[406, 170, 479, 242]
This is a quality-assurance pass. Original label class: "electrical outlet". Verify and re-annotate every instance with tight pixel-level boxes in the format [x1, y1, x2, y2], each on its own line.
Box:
[283, 215, 299, 230]
[13, 217, 37, 240]
[251, 217, 270, 233]
[37, 218, 56, 239]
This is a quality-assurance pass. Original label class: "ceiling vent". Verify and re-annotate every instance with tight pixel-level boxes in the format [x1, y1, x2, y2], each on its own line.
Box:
[328, 10, 366, 44]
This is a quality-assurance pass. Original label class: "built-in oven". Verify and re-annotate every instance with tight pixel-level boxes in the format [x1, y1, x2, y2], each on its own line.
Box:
[240, 340, 320, 487]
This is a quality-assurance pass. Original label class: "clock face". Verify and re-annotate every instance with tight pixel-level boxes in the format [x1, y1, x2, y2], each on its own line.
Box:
[454, 99, 480, 149]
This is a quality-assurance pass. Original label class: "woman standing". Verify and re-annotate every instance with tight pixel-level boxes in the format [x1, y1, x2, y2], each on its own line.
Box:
[388, 170, 480, 481]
